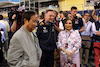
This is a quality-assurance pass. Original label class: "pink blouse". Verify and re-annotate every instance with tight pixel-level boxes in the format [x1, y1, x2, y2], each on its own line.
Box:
[57, 29, 81, 54]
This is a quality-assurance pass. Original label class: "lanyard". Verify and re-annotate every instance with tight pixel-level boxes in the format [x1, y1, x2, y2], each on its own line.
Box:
[31, 32, 40, 60]
[65, 31, 72, 48]
[66, 31, 72, 39]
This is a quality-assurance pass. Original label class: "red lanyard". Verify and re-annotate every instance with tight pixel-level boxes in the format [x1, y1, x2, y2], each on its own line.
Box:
[65, 31, 72, 48]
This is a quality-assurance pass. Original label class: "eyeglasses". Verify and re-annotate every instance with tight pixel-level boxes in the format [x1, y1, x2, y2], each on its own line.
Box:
[85, 15, 90, 17]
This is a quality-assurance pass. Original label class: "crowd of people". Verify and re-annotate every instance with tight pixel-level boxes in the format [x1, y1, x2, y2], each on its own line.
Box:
[0, 6, 100, 67]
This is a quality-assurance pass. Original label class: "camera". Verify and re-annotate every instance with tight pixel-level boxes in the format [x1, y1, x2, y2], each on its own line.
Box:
[94, 1, 100, 9]
[8, 10, 24, 22]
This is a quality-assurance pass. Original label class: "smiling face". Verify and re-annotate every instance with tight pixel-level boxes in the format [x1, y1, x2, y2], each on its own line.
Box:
[24, 14, 38, 32]
[28, 15, 38, 30]
[44, 11, 55, 23]
[64, 19, 72, 31]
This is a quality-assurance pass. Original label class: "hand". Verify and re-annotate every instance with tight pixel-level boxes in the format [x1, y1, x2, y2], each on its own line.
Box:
[78, 29, 80, 32]
[97, 31, 100, 36]
[67, 52, 72, 57]
[54, 51, 57, 55]
[12, 14, 16, 19]
[54, 49, 57, 55]
[68, 56, 72, 61]
[61, 47, 73, 56]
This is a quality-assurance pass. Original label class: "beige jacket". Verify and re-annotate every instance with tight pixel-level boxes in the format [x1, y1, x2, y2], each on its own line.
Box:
[7, 26, 42, 67]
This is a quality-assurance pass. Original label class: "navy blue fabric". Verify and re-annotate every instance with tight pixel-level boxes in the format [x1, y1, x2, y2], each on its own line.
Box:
[93, 21, 100, 41]
[72, 16, 84, 30]
[36, 20, 56, 51]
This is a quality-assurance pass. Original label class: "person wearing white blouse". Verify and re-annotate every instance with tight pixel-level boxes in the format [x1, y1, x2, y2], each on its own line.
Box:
[57, 18, 81, 67]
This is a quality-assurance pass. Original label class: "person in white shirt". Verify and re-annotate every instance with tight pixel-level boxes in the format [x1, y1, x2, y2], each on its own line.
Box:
[57, 18, 81, 67]
[59, 11, 69, 30]
[92, 8, 100, 67]
[92, 15, 100, 67]
[0, 15, 10, 57]
[80, 12, 92, 67]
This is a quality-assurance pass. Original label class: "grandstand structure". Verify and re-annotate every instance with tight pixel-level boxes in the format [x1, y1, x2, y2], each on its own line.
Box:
[0, 1, 18, 9]
[0, 1, 19, 18]
[20, 0, 58, 14]
[0, 0, 99, 16]
[0, 0, 58, 17]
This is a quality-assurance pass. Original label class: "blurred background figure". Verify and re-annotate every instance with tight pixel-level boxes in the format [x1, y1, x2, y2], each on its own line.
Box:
[0, 28, 4, 65]
[0, 15, 10, 59]
[59, 11, 69, 30]
[80, 12, 92, 67]
[39, 11, 45, 22]
[70, 6, 84, 32]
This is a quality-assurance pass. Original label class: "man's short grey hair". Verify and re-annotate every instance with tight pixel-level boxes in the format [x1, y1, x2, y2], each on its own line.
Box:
[45, 9, 54, 15]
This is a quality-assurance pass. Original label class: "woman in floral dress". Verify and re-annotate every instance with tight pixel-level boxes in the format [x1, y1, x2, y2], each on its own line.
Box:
[57, 18, 81, 67]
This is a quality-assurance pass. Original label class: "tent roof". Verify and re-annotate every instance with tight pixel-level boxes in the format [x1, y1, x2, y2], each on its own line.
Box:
[0, 1, 18, 8]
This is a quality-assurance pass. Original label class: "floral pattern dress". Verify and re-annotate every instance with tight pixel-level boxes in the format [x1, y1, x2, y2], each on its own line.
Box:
[57, 29, 81, 67]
